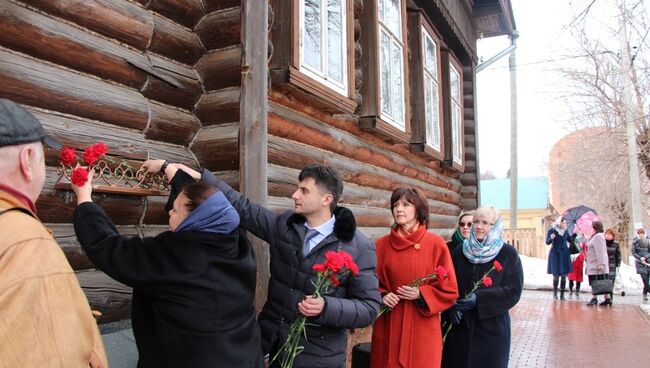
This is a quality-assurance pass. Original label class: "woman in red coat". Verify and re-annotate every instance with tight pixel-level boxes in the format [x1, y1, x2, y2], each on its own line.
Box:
[568, 233, 586, 295]
[370, 187, 458, 368]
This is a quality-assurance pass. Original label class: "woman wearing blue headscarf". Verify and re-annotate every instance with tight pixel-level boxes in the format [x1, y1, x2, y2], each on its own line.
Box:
[441, 206, 524, 368]
[71, 161, 263, 368]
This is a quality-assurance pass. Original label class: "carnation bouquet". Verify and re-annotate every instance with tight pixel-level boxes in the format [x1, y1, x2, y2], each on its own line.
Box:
[272, 250, 359, 368]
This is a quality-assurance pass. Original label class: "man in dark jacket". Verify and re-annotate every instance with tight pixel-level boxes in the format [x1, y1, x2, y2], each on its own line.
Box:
[190, 164, 380, 367]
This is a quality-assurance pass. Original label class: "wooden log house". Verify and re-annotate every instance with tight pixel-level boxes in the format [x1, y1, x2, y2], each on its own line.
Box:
[0, 0, 515, 324]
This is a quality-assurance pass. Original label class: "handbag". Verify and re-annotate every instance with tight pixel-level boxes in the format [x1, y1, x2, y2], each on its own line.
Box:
[591, 274, 613, 295]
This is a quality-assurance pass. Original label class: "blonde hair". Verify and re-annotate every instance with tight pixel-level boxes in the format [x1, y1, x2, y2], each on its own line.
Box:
[458, 210, 475, 223]
[473, 206, 500, 223]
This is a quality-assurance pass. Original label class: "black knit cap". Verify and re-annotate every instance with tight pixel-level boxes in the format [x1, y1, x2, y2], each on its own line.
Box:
[0, 99, 61, 149]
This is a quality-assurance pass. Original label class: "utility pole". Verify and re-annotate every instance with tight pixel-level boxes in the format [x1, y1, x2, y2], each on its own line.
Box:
[618, 6, 644, 232]
[509, 31, 519, 229]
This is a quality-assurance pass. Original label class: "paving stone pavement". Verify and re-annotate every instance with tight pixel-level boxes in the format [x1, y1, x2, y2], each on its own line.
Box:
[510, 290, 650, 367]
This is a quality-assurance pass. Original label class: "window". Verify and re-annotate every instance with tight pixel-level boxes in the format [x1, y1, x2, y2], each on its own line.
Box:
[300, 0, 348, 95]
[378, 0, 405, 129]
[358, 0, 409, 142]
[440, 50, 464, 170]
[422, 27, 441, 150]
[270, 1, 356, 114]
[406, 12, 443, 158]
[449, 61, 462, 164]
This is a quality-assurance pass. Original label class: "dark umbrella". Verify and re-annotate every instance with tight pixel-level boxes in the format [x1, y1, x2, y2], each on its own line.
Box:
[561, 205, 600, 237]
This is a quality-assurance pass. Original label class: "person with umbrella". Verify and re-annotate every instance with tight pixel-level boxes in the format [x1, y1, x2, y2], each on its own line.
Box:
[545, 217, 573, 300]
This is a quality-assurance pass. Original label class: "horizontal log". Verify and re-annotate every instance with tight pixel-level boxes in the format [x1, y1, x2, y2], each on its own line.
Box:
[191, 123, 239, 171]
[32, 106, 199, 168]
[460, 172, 478, 186]
[135, 54, 203, 110]
[145, 102, 202, 145]
[268, 90, 448, 174]
[268, 102, 462, 192]
[266, 196, 457, 229]
[0, 48, 149, 131]
[194, 87, 241, 125]
[77, 270, 132, 324]
[22, 0, 153, 50]
[196, 7, 241, 50]
[267, 164, 459, 215]
[357, 227, 454, 242]
[195, 47, 242, 91]
[142, 196, 171, 224]
[0, 3, 202, 109]
[149, 14, 204, 65]
[0, 2, 145, 89]
[203, 0, 241, 12]
[268, 136, 462, 205]
[460, 198, 478, 211]
[149, 0, 205, 28]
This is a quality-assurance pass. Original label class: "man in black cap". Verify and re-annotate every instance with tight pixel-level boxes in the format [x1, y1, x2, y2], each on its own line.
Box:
[0, 99, 108, 367]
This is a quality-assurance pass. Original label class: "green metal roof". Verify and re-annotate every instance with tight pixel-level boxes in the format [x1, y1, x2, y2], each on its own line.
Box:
[480, 177, 549, 210]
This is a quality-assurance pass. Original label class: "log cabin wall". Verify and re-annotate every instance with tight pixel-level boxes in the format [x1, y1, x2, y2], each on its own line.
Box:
[267, 0, 478, 243]
[0, 0, 218, 323]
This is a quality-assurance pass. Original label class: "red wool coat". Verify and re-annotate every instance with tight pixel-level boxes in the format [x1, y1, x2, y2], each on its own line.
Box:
[370, 225, 459, 368]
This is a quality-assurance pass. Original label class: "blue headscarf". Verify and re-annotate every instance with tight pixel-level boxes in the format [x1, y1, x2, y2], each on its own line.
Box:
[462, 216, 505, 264]
[175, 191, 240, 234]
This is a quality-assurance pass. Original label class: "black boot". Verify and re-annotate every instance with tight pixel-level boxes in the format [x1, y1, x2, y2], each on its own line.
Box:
[560, 290, 566, 300]
[587, 297, 598, 306]
[553, 277, 559, 300]
[560, 277, 567, 300]
[599, 298, 612, 306]
[576, 283, 581, 296]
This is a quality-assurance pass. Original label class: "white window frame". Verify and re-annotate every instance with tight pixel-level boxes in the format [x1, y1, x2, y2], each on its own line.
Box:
[378, 0, 405, 130]
[449, 61, 463, 165]
[299, 0, 348, 96]
[422, 26, 441, 151]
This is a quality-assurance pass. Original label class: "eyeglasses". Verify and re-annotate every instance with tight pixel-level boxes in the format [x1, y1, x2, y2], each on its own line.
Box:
[459, 221, 472, 228]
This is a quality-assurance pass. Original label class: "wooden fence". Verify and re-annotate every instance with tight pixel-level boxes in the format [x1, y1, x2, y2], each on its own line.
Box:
[504, 228, 547, 259]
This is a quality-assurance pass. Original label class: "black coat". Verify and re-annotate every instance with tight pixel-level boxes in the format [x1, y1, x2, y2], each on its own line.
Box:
[73, 173, 263, 368]
[441, 244, 523, 368]
[201, 170, 381, 368]
[632, 237, 650, 274]
[605, 240, 621, 278]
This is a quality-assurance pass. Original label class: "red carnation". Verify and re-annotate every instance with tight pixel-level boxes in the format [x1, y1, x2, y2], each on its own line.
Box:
[82, 148, 99, 166]
[493, 260, 503, 272]
[323, 251, 344, 273]
[436, 266, 448, 279]
[328, 274, 341, 286]
[60, 147, 77, 166]
[312, 264, 327, 273]
[91, 142, 107, 157]
[71, 167, 89, 186]
[482, 276, 493, 287]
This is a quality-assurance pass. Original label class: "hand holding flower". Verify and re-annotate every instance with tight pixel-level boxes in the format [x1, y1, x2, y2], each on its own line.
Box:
[70, 165, 93, 204]
[297, 295, 325, 317]
[141, 159, 166, 174]
[396, 285, 420, 300]
[382, 292, 400, 308]
[454, 293, 477, 312]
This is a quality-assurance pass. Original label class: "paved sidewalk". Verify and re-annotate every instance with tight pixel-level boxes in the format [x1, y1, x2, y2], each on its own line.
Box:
[510, 290, 650, 367]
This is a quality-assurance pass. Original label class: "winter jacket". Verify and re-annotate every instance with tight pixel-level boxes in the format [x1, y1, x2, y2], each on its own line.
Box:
[441, 243, 523, 368]
[632, 237, 650, 274]
[200, 169, 381, 368]
[545, 227, 573, 275]
[605, 240, 621, 278]
[73, 171, 263, 368]
[585, 233, 609, 276]
[0, 189, 107, 367]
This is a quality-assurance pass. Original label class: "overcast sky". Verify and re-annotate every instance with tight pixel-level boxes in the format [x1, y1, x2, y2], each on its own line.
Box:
[475, 0, 615, 178]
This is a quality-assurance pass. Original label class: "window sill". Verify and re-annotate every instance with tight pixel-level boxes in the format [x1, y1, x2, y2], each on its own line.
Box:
[409, 143, 445, 161]
[359, 116, 410, 143]
[271, 66, 357, 115]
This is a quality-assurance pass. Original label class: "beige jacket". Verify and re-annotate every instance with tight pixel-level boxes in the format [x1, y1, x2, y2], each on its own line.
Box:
[0, 190, 108, 367]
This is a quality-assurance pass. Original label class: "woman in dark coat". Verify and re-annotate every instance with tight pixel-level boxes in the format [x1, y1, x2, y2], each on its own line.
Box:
[71, 161, 263, 368]
[601, 228, 621, 306]
[545, 218, 573, 300]
[632, 228, 650, 301]
[441, 206, 524, 368]
[446, 211, 474, 255]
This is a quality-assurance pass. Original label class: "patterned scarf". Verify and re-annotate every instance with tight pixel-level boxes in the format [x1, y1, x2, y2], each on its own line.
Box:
[462, 216, 505, 264]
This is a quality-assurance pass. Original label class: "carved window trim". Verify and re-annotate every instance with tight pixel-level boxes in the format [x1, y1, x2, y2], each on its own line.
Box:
[358, 0, 411, 143]
[270, 0, 356, 114]
[441, 50, 465, 171]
